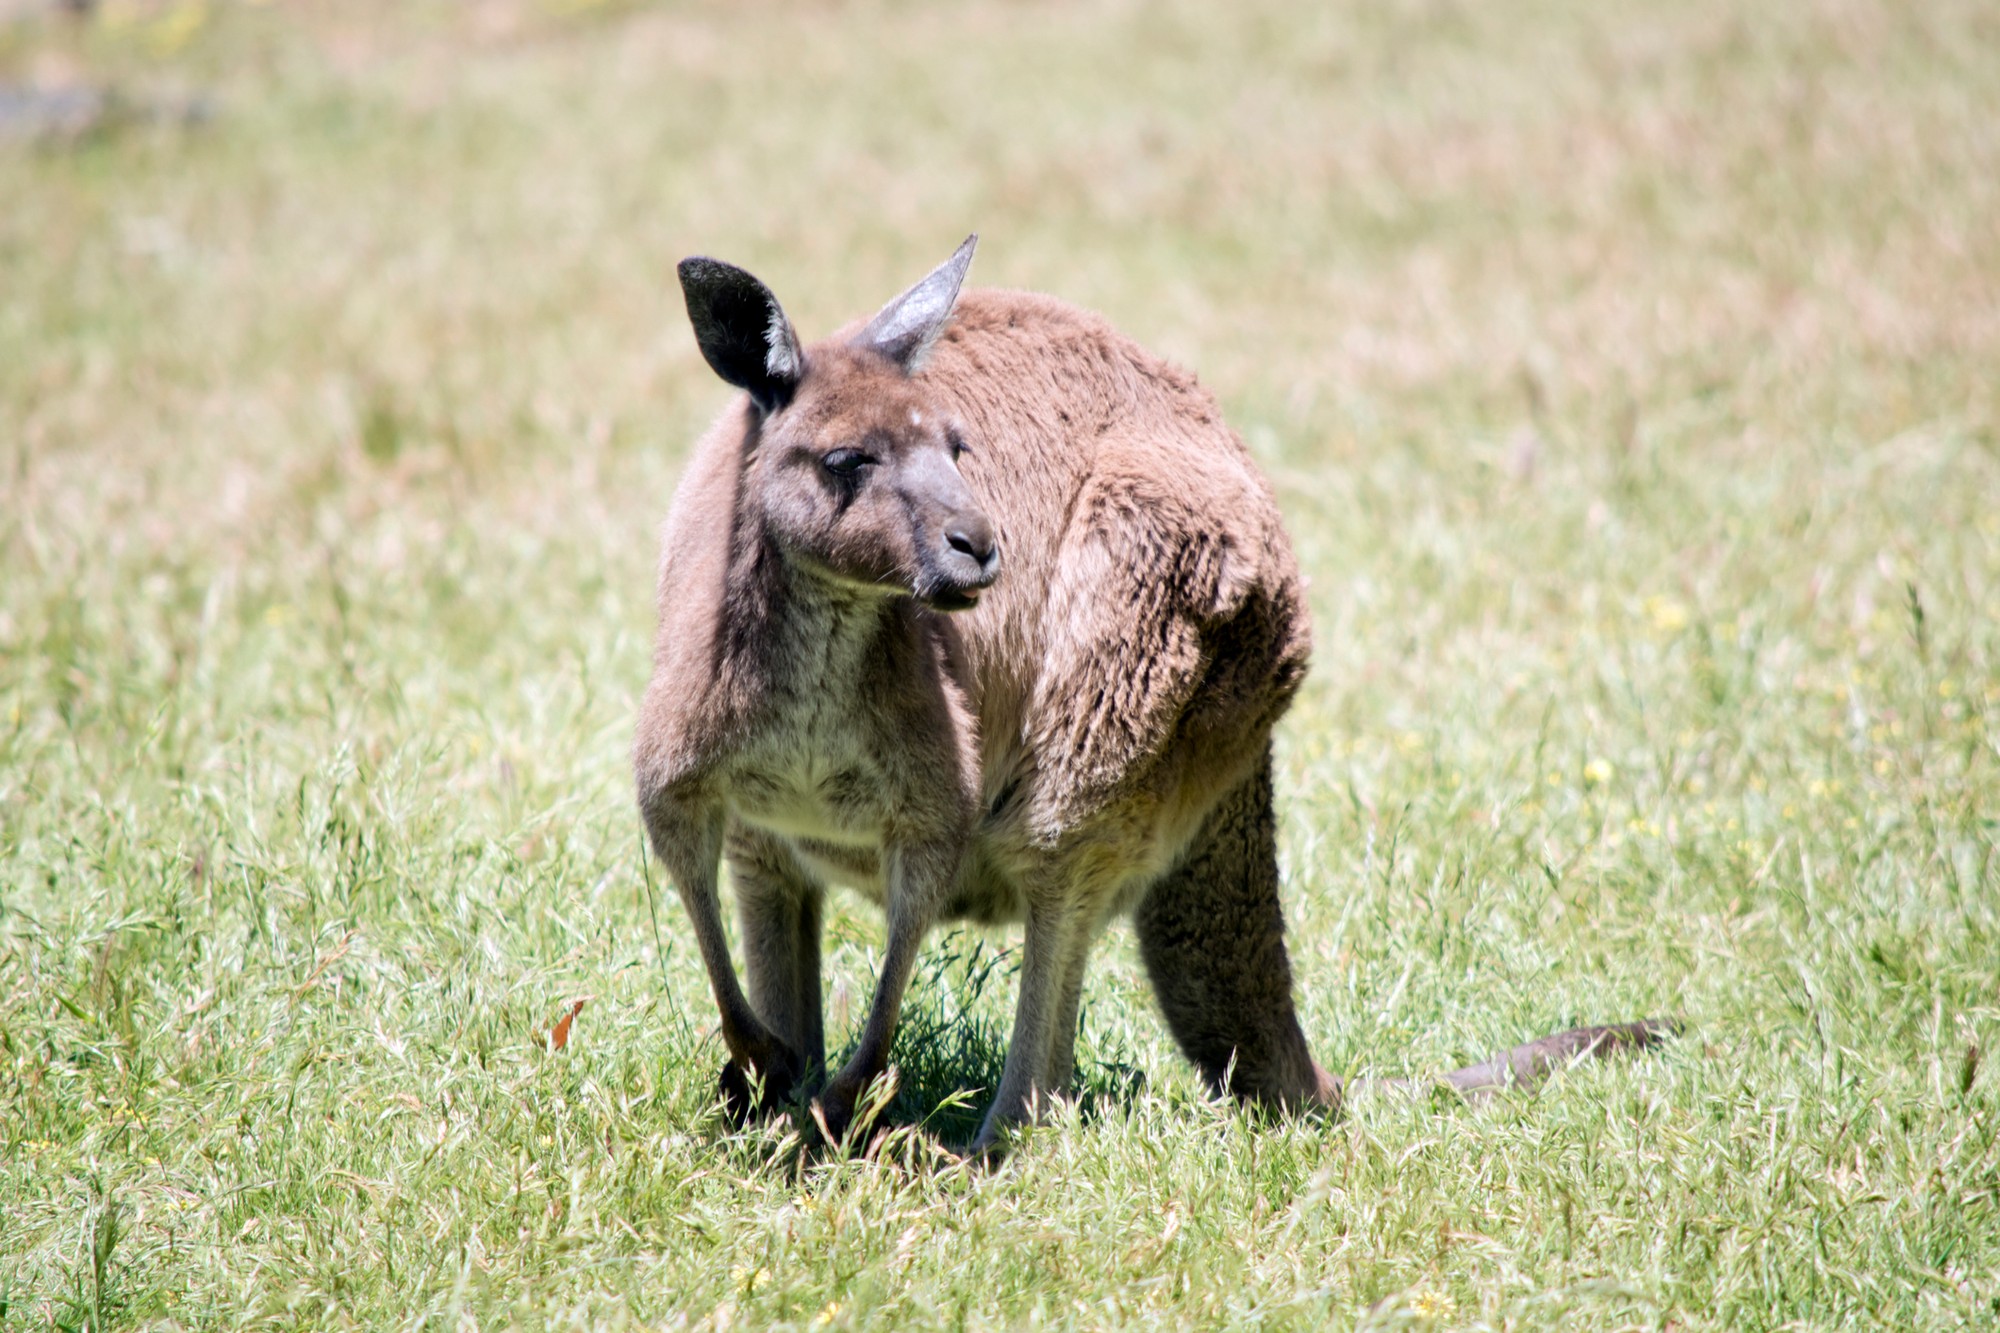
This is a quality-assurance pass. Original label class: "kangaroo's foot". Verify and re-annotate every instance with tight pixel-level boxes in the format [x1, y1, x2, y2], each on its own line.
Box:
[964, 1085, 1068, 1162]
[1312, 1062, 1344, 1115]
[716, 1038, 806, 1126]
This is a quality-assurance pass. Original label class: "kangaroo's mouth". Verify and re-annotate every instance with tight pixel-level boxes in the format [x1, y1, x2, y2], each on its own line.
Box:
[916, 560, 999, 613]
[923, 584, 985, 613]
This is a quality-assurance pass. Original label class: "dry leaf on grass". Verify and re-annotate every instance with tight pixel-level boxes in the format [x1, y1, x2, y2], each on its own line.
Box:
[534, 998, 588, 1052]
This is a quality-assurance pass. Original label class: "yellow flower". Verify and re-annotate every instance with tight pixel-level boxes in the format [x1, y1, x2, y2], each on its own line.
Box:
[1584, 759, 1614, 785]
[149, 1, 208, 56]
[1645, 597, 1689, 633]
[1406, 1288, 1458, 1318]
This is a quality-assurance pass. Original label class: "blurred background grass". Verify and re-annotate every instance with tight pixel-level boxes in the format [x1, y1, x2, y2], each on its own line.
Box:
[2, 1, 1997, 1328]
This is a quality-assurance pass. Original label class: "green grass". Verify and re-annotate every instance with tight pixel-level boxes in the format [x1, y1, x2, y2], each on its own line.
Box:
[3, 0, 1998, 1327]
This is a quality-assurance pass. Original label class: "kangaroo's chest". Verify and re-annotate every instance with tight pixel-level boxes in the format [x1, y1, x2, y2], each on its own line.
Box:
[720, 706, 921, 906]
[706, 611, 988, 900]
[723, 706, 901, 849]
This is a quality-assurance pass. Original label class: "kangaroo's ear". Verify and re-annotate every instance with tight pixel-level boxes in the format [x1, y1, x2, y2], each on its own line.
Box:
[853, 234, 977, 373]
[677, 257, 805, 414]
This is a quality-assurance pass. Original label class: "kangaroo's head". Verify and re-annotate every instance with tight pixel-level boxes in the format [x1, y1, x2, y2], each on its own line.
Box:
[676, 236, 999, 613]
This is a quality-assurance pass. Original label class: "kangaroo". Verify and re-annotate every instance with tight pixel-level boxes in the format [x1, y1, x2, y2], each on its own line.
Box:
[634, 237, 1670, 1153]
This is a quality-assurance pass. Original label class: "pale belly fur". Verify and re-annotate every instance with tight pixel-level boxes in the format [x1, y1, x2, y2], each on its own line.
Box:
[726, 769, 1032, 925]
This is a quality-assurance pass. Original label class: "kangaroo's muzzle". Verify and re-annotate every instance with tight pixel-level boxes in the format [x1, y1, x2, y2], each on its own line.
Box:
[922, 508, 1001, 611]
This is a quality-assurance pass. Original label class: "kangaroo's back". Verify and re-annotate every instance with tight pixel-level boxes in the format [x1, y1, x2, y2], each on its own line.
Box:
[914, 288, 1311, 851]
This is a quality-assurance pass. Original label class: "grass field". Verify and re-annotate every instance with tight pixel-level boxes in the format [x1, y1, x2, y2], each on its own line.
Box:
[4, 0, 1998, 1327]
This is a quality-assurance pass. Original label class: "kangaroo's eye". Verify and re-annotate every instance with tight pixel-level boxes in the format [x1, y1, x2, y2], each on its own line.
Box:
[946, 428, 968, 462]
[821, 448, 872, 478]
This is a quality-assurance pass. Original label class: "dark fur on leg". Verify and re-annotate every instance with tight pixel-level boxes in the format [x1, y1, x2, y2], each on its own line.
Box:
[1134, 749, 1324, 1110]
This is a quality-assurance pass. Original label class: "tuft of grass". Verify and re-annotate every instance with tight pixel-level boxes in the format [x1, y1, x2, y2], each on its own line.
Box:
[825, 932, 1148, 1147]
[3, 0, 1998, 1327]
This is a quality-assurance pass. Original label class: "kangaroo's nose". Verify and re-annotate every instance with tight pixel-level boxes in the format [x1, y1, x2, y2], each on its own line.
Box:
[944, 514, 1000, 580]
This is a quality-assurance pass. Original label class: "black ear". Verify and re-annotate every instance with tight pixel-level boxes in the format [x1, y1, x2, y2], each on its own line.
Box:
[852, 234, 977, 373]
[677, 256, 805, 413]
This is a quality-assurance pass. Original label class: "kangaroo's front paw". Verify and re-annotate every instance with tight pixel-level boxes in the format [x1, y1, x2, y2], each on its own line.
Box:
[717, 1041, 806, 1125]
[811, 1065, 896, 1149]
[810, 1079, 859, 1146]
[718, 1059, 756, 1125]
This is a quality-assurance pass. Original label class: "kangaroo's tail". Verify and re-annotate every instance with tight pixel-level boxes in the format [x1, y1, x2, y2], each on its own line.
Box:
[1318, 1018, 1681, 1109]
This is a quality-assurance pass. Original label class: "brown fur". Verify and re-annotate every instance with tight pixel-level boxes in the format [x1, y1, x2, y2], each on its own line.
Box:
[635, 241, 1671, 1151]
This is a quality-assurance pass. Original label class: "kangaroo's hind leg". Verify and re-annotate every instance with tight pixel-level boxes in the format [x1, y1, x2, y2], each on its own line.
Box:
[1042, 915, 1099, 1097]
[1133, 748, 1331, 1112]
[723, 828, 827, 1115]
[971, 880, 1111, 1154]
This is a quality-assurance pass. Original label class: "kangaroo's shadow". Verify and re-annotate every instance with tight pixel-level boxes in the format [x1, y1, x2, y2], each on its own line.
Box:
[820, 932, 1148, 1148]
